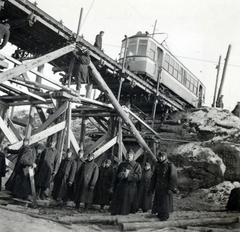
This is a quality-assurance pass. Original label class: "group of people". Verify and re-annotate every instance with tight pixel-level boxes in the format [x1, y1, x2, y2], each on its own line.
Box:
[3, 138, 178, 221]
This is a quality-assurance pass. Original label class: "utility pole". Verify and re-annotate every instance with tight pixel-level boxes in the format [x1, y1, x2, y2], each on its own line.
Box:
[216, 44, 232, 108]
[212, 55, 221, 107]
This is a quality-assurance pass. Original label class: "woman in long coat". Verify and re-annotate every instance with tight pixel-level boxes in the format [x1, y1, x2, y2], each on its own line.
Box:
[110, 149, 142, 215]
[93, 159, 115, 211]
[150, 151, 178, 221]
[52, 149, 77, 207]
[5, 138, 36, 199]
[74, 153, 99, 210]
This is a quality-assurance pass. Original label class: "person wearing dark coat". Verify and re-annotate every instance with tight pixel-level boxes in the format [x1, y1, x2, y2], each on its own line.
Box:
[5, 138, 36, 199]
[34, 138, 59, 200]
[73, 48, 91, 92]
[93, 159, 116, 212]
[0, 23, 10, 50]
[136, 162, 153, 213]
[0, 149, 6, 191]
[94, 31, 104, 51]
[110, 149, 142, 215]
[52, 149, 77, 209]
[149, 151, 178, 221]
[74, 153, 99, 211]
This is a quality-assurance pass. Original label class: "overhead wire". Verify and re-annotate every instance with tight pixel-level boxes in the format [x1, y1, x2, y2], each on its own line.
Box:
[80, 0, 95, 30]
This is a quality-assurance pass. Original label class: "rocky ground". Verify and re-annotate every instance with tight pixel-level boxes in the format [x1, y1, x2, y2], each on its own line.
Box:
[1, 106, 240, 231]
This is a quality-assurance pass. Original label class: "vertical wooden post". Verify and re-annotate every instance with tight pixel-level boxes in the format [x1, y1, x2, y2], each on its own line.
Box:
[212, 56, 221, 107]
[151, 68, 161, 128]
[0, 100, 9, 144]
[79, 117, 86, 151]
[118, 117, 123, 163]
[216, 44, 232, 105]
[25, 105, 35, 138]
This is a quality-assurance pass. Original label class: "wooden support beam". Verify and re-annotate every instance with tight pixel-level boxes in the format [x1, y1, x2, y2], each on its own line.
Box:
[0, 45, 75, 83]
[89, 117, 107, 133]
[134, 147, 144, 160]
[7, 119, 23, 141]
[25, 105, 35, 138]
[89, 61, 157, 163]
[84, 133, 109, 156]
[0, 117, 19, 144]
[33, 101, 68, 134]
[9, 121, 66, 150]
[93, 136, 118, 159]
[118, 117, 123, 163]
[94, 117, 108, 131]
[69, 129, 80, 154]
[35, 106, 47, 123]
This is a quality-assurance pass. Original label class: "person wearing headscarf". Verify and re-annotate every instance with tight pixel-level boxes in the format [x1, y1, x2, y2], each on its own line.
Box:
[93, 159, 116, 212]
[5, 138, 36, 199]
[34, 137, 59, 200]
[110, 149, 142, 215]
[52, 149, 77, 209]
[149, 151, 178, 221]
[136, 162, 153, 213]
[74, 153, 99, 211]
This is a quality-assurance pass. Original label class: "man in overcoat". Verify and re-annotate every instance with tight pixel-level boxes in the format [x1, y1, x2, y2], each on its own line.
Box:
[110, 149, 142, 215]
[74, 153, 99, 211]
[34, 138, 59, 200]
[0, 23, 10, 49]
[94, 31, 104, 51]
[5, 138, 36, 199]
[52, 149, 77, 208]
[136, 162, 153, 212]
[93, 159, 116, 212]
[149, 151, 178, 221]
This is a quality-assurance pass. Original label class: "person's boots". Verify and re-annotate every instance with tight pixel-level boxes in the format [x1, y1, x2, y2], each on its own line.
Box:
[75, 202, 80, 210]
[61, 200, 67, 210]
[40, 190, 46, 200]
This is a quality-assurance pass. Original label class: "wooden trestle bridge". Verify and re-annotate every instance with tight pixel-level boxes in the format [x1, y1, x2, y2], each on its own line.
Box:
[0, 0, 186, 169]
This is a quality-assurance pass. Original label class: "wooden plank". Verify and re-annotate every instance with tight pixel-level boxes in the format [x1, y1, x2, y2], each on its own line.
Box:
[0, 117, 19, 144]
[84, 133, 108, 156]
[9, 121, 66, 150]
[4, 82, 46, 102]
[0, 44, 75, 84]
[134, 147, 144, 160]
[33, 101, 68, 134]
[7, 119, 23, 141]
[0, 60, 8, 69]
[5, 158, 15, 170]
[29, 167, 37, 208]
[69, 129, 80, 154]
[89, 117, 107, 133]
[93, 136, 118, 159]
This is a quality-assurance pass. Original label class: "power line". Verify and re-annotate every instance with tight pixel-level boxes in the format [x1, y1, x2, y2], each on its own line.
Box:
[81, 0, 95, 30]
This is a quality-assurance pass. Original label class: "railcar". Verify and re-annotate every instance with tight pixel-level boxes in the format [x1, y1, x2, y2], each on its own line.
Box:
[118, 32, 205, 108]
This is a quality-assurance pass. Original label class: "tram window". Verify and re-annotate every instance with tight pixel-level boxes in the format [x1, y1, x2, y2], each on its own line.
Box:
[194, 86, 197, 94]
[186, 80, 190, 89]
[138, 39, 148, 56]
[148, 41, 156, 60]
[127, 39, 138, 56]
[169, 58, 175, 75]
[120, 41, 126, 58]
[164, 54, 170, 70]
[182, 70, 187, 85]
[174, 62, 179, 78]
[190, 83, 194, 92]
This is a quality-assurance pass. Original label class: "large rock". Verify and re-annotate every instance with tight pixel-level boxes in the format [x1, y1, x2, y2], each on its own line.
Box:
[210, 143, 240, 181]
[169, 143, 226, 192]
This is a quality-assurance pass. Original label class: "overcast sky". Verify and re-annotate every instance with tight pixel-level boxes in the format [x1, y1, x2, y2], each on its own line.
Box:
[6, 0, 240, 110]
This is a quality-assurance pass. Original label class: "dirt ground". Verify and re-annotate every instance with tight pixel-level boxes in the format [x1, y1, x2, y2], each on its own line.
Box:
[1, 181, 240, 232]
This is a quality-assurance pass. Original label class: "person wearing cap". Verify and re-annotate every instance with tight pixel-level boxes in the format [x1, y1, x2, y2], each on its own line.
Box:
[110, 149, 142, 215]
[5, 138, 36, 200]
[149, 151, 178, 221]
[34, 137, 60, 200]
[93, 158, 116, 212]
[74, 153, 99, 212]
[136, 162, 153, 213]
[94, 31, 104, 51]
[0, 23, 10, 50]
[52, 149, 77, 209]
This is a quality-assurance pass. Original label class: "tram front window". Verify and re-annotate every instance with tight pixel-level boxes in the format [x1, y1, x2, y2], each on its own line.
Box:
[137, 39, 148, 56]
[127, 39, 138, 56]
